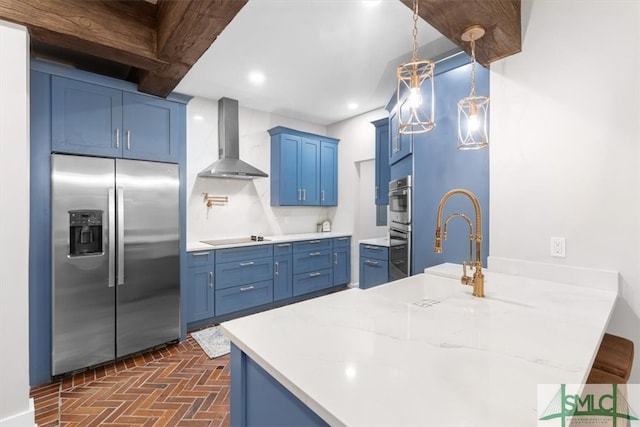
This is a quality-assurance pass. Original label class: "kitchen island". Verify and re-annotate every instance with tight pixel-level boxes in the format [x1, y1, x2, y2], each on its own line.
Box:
[220, 264, 618, 426]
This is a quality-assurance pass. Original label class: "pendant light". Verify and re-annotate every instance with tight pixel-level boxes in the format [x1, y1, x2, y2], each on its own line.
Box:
[397, 0, 435, 135]
[457, 25, 489, 150]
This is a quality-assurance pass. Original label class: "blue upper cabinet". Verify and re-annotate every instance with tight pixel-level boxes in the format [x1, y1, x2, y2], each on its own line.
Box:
[320, 141, 337, 205]
[372, 118, 390, 205]
[269, 127, 339, 206]
[388, 106, 412, 165]
[52, 76, 180, 163]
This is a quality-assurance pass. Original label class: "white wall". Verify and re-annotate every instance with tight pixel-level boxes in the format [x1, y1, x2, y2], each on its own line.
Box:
[328, 109, 389, 284]
[0, 21, 35, 427]
[490, 0, 640, 381]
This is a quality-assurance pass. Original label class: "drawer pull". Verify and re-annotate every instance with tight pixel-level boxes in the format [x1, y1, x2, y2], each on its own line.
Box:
[309, 240, 321, 244]
[192, 252, 209, 257]
[309, 252, 321, 256]
[277, 243, 290, 247]
[239, 261, 255, 266]
[208, 272, 214, 288]
[338, 237, 348, 240]
[365, 246, 380, 250]
[275, 261, 279, 276]
[309, 272, 321, 277]
[366, 260, 379, 265]
[240, 286, 255, 291]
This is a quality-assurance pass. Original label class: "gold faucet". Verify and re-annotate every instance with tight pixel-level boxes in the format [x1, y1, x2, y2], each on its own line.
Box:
[434, 189, 484, 297]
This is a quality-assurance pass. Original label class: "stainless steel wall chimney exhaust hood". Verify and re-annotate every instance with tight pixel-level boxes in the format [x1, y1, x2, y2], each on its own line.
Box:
[198, 97, 268, 179]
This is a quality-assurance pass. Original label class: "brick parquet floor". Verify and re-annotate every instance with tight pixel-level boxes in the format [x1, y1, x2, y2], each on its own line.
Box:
[30, 333, 230, 427]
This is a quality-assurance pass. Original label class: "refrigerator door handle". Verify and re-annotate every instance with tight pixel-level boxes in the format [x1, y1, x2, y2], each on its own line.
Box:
[117, 186, 125, 286]
[108, 187, 116, 287]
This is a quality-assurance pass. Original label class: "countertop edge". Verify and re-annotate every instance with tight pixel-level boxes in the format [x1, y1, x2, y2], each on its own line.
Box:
[187, 232, 352, 252]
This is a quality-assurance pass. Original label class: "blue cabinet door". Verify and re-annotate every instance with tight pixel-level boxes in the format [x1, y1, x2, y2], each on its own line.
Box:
[215, 280, 274, 316]
[373, 119, 390, 205]
[293, 268, 334, 297]
[51, 76, 123, 157]
[359, 257, 389, 289]
[122, 92, 179, 163]
[389, 108, 412, 165]
[333, 246, 350, 286]
[274, 255, 293, 301]
[299, 138, 320, 205]
[215, 257, 274, 290]
[186, 265, 215, 322]
[276, 134, 301, 205]
[320, 141, 337, 206]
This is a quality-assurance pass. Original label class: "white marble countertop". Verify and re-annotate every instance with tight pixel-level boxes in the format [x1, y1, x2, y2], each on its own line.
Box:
[221, 264, 618, 426]
[359, 236, 390, 247]
[187, 232, 352, 251]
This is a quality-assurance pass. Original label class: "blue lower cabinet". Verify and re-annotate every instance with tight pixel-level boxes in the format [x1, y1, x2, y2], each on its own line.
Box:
[333, 240, 351, 286]
[359, 244, 389, 289]
[293, 249, 332, 274]
[186, 265, 215, 323]
[216, 257, 274, 290]
[293, 269, 333, 297]
[274, 255, 293, 301]
[216, 280, 274, 316]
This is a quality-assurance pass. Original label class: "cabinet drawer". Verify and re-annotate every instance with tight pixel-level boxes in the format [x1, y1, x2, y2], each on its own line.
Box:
[293, 248, 332, 274]
[186, 250, 215, 267]
[360, 244, 388, 261]
[273, 242, 293, 256]
[216, 257, 273, 290]
[293, 239, 332, 253]
[293, 268, 333, 297]
[215, 280, 273, 316]
[216, 244, 273, 263]
[333, 236, 351, 248]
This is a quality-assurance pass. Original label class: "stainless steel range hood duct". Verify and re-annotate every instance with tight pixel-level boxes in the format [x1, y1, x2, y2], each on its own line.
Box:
[198, 97, 268, 179]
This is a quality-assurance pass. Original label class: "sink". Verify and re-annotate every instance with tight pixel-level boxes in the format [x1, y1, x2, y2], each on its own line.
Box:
[200, 237, 271, 246]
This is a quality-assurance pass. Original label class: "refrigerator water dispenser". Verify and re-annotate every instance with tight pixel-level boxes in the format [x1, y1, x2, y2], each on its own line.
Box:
[68, 210, 103, 256]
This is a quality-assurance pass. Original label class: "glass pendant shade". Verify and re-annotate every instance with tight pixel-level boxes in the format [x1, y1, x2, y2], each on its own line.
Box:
[396, 0, 435, 135]
[457, 95, 489, 149]
[397, 59, 435, 134]
[457, 25, 489, 150]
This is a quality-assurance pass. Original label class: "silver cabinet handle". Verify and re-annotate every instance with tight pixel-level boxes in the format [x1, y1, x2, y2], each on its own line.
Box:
[365, 245, 380, 250]
[126, 130, 131, 150]
[321, 190, 325, 201]
[208, 272, 214, 288]
[240, 285, 255, 291]
[275, 261, 279, 276]
[108, 187, 115, 287]
[239, 261, 255, 266]
[302, 188, 306, 201]
[338, 237, 348, 241]
[277, 243, 290, 248]
[298, 189, 302, 201]
[115, 129, 120, 149]
[192, 252, 209, 257]
[366, 260, 379, 265]
[309, 252, 321, 256]
[116, 186, 125, 286]
[309, 240, 321, 244]
[309, 272, 320, 277]
[334, 253, 338, 264]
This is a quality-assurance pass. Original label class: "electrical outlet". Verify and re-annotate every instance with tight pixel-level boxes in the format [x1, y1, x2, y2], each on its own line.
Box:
[550, 237, 566, 257]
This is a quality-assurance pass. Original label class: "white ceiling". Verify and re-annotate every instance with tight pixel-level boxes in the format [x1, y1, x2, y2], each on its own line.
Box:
[174, 0, 459, 126]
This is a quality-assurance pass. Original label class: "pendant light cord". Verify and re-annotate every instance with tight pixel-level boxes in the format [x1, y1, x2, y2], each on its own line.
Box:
[469, 36, 477, 98]
[411, 0, 419, 62]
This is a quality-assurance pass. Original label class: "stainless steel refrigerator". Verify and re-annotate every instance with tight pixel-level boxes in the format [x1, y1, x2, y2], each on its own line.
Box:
[51, 154, 180, 376]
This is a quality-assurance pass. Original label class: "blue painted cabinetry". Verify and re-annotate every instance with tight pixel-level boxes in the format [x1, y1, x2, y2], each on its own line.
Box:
[185, 251, 216, 323]
[359, 244, 389, 289]
[273, 243, 293, 301]
[292, 239, 334, 296]
[51, 76, 180, 163]
[269, 127, 339, 206]
[333, 237, 351, 286]
[388, 107, 412, 166]
[372, 118, 390, 205]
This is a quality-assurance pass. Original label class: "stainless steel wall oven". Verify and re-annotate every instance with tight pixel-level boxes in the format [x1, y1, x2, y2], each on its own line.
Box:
[388, 176, 411, 280]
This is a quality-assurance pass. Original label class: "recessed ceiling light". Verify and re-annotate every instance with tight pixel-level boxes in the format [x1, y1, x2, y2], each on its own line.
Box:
[248, 71, 266, 86]
[193, 115, 204, 121]
[347, 102, 359, 110]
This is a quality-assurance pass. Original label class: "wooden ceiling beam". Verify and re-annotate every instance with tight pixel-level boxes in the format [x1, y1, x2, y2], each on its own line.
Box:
[137, 0, 248, 97]
[399, 0, 521, 66]
[0, 0, 167, 71]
